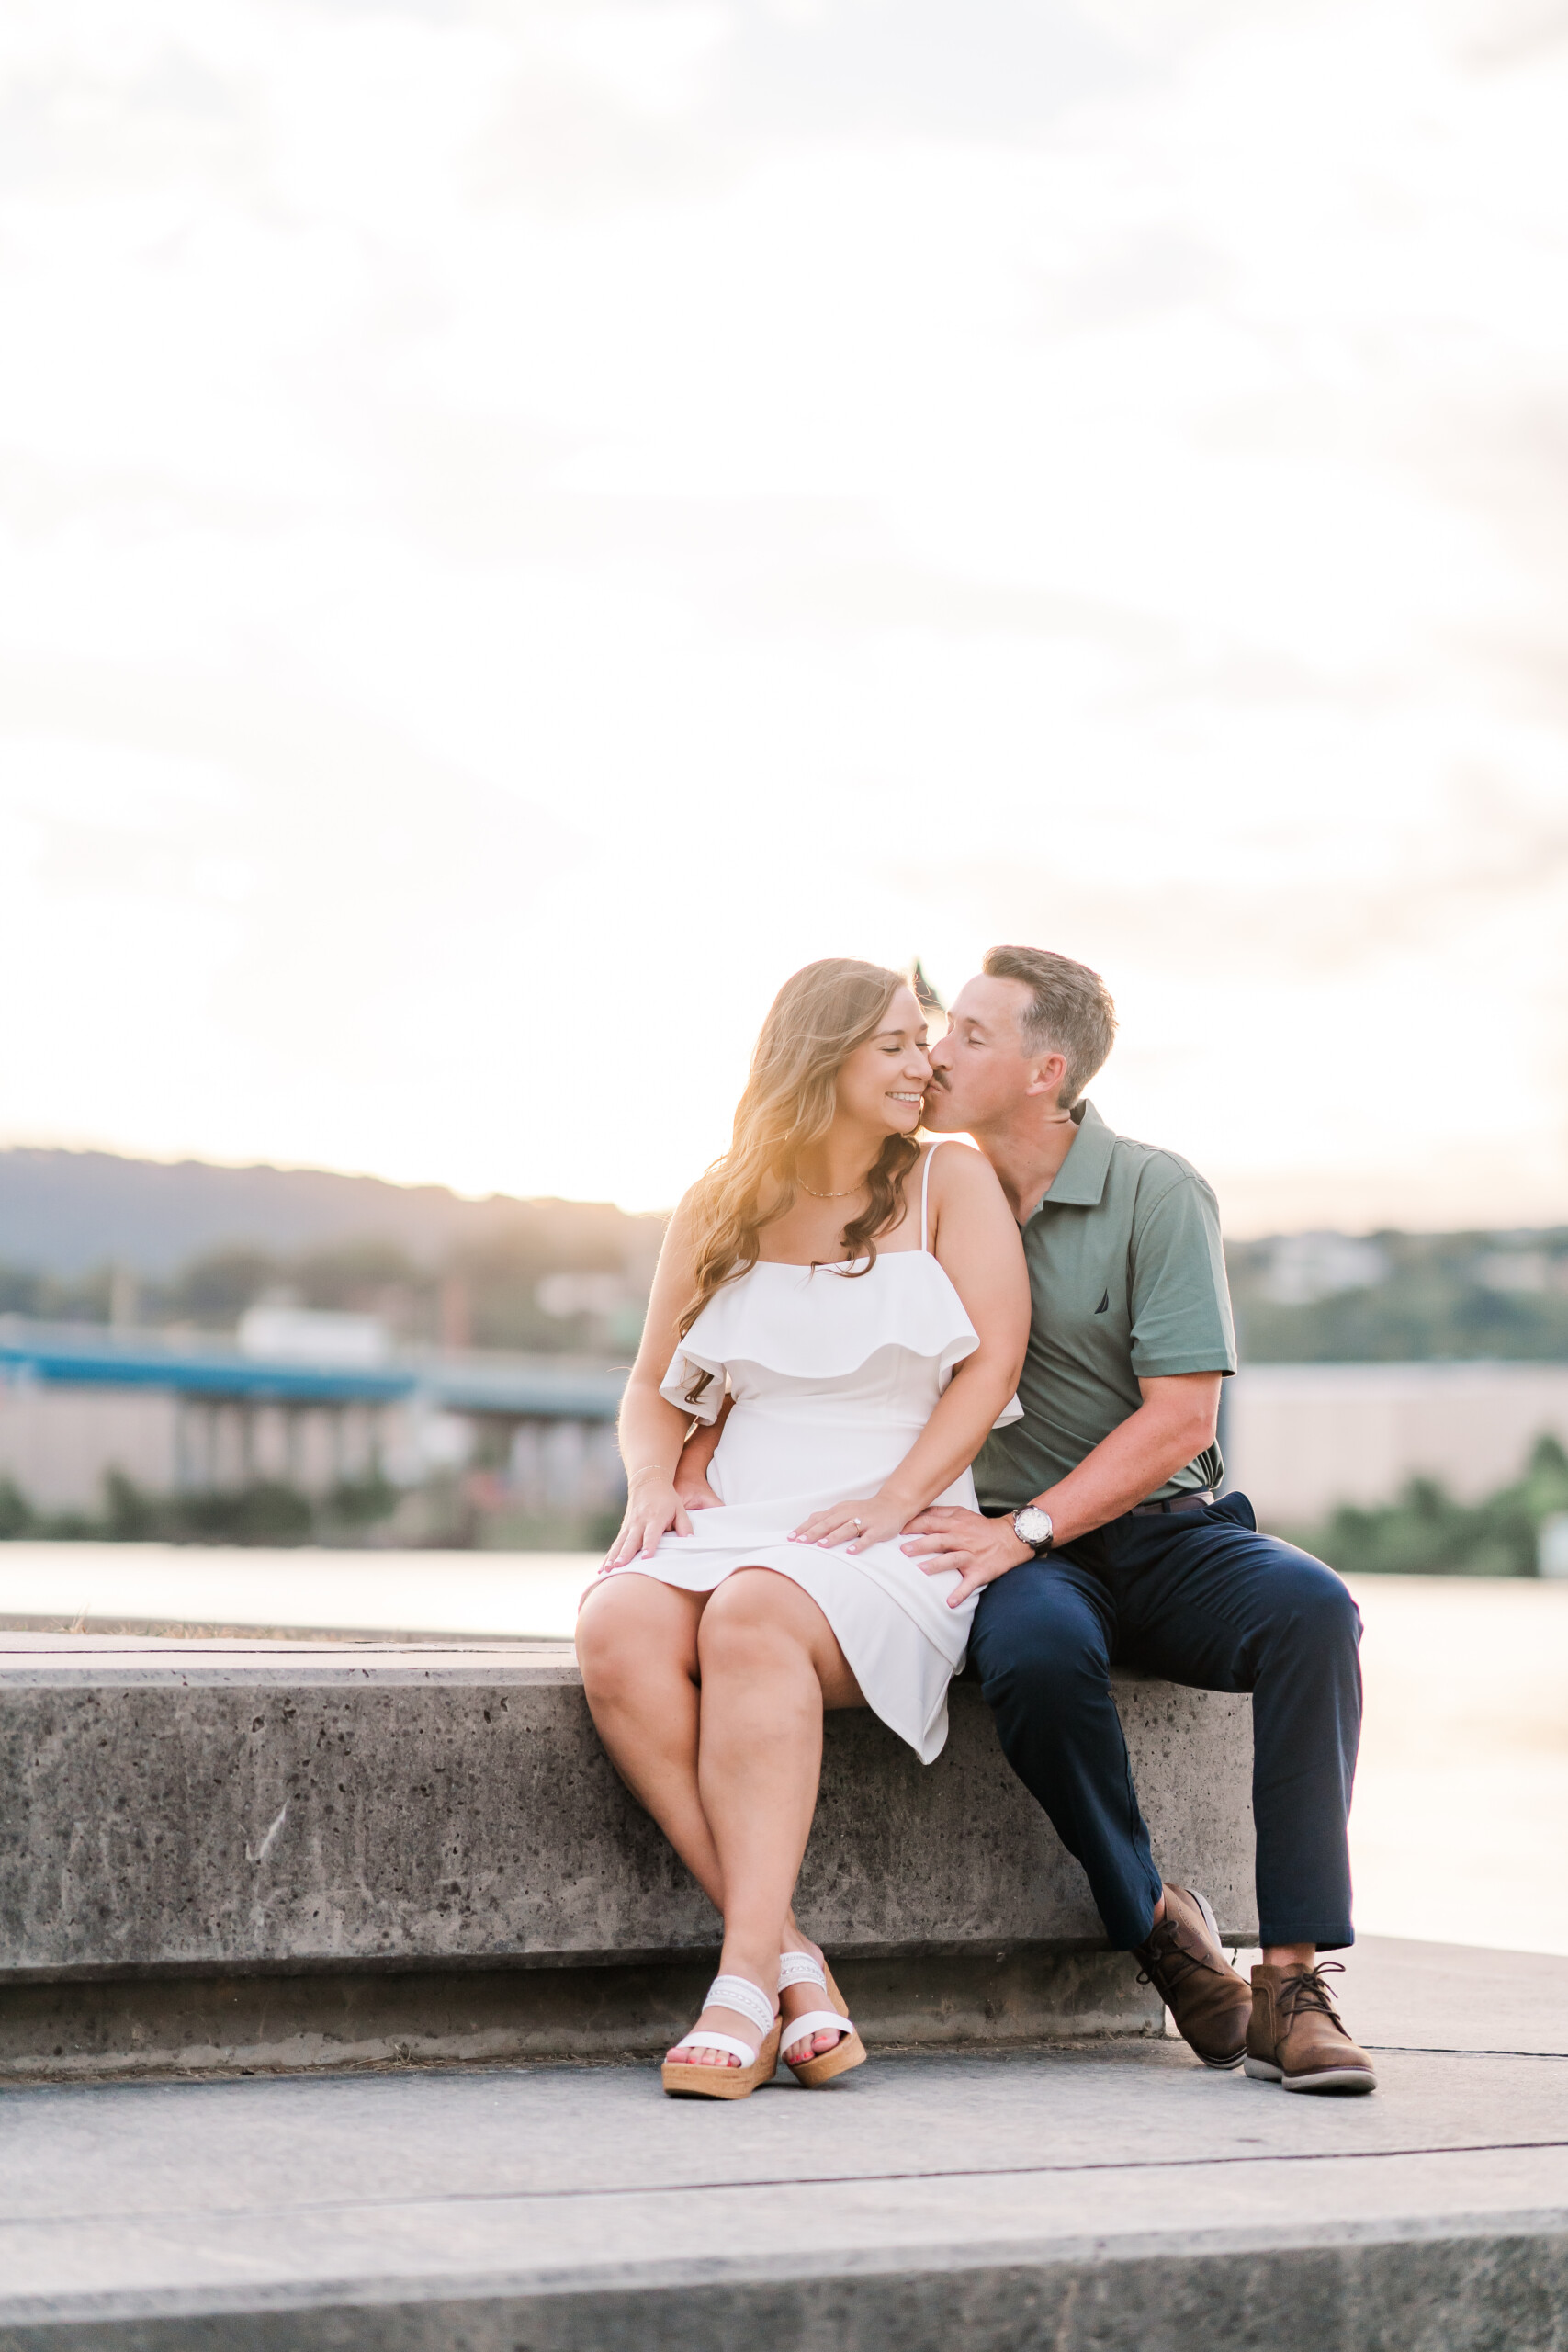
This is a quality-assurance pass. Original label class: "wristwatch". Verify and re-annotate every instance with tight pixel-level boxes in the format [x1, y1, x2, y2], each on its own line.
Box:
[1010, 1504, 1055, 1558]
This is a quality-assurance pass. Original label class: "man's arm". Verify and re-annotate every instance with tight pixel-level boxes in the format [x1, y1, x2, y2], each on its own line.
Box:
[672, 1396, 731, 1509]
[900, 1370, 1223, 1607]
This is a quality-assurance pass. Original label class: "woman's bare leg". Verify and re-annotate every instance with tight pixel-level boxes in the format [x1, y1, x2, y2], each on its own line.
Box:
[680, 1568, 863, 2070]
[578, 1569, 858, 2071]
[576, 1576, 722, 1906]
[577, 1576, 829, 1994]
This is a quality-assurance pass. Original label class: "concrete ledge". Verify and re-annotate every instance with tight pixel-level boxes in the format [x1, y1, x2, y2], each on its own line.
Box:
[6, 2229, 1561, 2352]
[0, 1947, 1163, 2083]
[0, 1635, 1255, 2076]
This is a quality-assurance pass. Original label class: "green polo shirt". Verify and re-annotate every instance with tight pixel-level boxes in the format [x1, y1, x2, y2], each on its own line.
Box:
[974, 1100, 1235, 1513]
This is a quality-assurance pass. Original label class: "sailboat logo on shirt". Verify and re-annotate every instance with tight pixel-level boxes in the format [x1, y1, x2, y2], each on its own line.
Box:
[1094, 1290, 1110, 1315]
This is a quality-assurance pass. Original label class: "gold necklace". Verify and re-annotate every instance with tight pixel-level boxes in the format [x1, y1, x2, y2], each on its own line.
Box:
[798, 1173, 868, 1200]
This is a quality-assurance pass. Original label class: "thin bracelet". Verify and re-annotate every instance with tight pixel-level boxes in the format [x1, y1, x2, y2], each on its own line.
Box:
[626, 1464, 674, 1480]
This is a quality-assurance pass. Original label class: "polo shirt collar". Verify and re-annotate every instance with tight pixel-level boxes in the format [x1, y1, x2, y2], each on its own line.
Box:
[1034, 1098, 1114, 1211]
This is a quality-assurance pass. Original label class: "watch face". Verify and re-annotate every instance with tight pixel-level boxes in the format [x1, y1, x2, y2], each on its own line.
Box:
[1014, 1507, 1051, 1544]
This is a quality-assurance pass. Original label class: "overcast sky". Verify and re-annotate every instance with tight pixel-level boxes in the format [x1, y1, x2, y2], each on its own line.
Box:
[3, 0, 1567, 1232]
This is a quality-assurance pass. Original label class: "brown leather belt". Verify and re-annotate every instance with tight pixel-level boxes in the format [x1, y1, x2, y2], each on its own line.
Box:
[1128, 1488, 1215, 1517]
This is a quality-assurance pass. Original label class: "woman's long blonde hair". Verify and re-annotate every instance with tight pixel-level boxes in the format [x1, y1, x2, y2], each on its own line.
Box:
[680, 960, 919, 1363]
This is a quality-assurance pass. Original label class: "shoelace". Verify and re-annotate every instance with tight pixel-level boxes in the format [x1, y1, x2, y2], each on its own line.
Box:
[1278, 1960, 1353, 2037]
[1134, 1919, 1222, 1992]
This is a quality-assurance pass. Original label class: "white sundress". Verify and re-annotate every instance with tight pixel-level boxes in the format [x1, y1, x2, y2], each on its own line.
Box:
[603, 1140, 1021, 1763]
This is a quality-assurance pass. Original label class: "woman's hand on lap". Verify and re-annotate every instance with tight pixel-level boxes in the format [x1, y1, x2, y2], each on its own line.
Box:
[602, 1471, 693, 1570]
[789, 1492, 912, 1555]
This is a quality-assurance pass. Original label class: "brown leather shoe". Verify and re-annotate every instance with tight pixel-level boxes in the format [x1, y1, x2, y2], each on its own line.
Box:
[1246, 1961, 1377, 2094]
[1133, 1883, 1252, 2069]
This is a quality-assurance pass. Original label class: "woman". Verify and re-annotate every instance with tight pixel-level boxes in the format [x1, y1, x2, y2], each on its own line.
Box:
[576, 959, 1029, 2098]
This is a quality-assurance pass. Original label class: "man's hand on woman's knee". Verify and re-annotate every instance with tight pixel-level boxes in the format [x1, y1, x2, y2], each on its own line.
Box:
[901, 1505, 1033, 1606]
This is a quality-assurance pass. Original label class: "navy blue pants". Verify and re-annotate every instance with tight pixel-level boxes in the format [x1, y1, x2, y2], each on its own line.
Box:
[967, 1493, 1362, 1951]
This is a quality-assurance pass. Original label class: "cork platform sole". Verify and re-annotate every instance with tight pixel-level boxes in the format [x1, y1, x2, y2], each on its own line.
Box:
[780, 1957, 867, 2088]
[661, 2016, 783, 2099]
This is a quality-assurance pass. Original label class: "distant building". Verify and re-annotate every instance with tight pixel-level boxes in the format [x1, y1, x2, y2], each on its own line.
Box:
[1255, 1233, 1390, 1306]
[0, 1317, 626, 1526]
[1225, 1362, 1568, 1528]
[238, 1307, 389, 1363]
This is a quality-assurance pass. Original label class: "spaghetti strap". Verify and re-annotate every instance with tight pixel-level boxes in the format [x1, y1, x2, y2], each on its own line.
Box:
[919, 1137, 951, 1253]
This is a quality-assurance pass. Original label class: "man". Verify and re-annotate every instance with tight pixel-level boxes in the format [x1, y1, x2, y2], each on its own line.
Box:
[908, 944, 1374, 2094]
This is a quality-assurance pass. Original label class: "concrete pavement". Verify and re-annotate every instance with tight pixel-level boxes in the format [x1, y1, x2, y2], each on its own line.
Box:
[1, 1937, 1563, 2349]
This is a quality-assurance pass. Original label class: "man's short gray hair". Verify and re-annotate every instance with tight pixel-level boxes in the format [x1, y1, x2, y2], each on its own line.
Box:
[982, 945, 1117, 1108]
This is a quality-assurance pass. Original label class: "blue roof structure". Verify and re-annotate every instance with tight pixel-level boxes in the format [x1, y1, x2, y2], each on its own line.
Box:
[0, 1320, 625, 1420]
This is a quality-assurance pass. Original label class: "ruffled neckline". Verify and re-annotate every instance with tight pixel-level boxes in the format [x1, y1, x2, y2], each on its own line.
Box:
[660, 1250, 1022, 1429]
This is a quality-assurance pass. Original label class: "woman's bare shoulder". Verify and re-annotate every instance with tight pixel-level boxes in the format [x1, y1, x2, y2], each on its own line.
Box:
[924, 1136, 1006, 1204]
[668, 1180, 706, 1224]
[647, 1185, 709, 1290]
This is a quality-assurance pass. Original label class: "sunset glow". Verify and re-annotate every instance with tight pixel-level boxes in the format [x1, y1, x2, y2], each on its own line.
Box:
[3, 0, 1566, 1230]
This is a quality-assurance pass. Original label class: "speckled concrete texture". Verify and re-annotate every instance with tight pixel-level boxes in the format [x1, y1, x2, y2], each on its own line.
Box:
[0, 1635, 1256, 1981]
[0, 1941, 1562, 2352]
[0, 1945, 1170, 2083]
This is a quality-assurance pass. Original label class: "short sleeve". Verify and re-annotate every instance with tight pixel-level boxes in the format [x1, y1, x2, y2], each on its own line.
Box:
[659, 1348, 728, 1423]
[1127, 1170, 1236, 1379]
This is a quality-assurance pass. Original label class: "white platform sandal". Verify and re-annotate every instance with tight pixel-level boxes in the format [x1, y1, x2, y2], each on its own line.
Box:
[777, 1951, 867, 2087]
[661, 1973, 782, 2100]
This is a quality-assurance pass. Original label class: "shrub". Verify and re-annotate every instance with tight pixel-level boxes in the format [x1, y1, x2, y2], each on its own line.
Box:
[0, 1478, 33, 1539]
[1294, 1432, 1568, 1577]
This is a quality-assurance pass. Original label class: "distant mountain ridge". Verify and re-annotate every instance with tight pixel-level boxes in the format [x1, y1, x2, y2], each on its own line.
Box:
[0, 1148, 655, 1280]
[5, 1148, 1566, 1366]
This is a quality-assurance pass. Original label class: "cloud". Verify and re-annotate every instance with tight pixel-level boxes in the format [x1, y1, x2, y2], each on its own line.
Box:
[713, 0, 1143, 139]
[1, 0, 1566, 1226]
